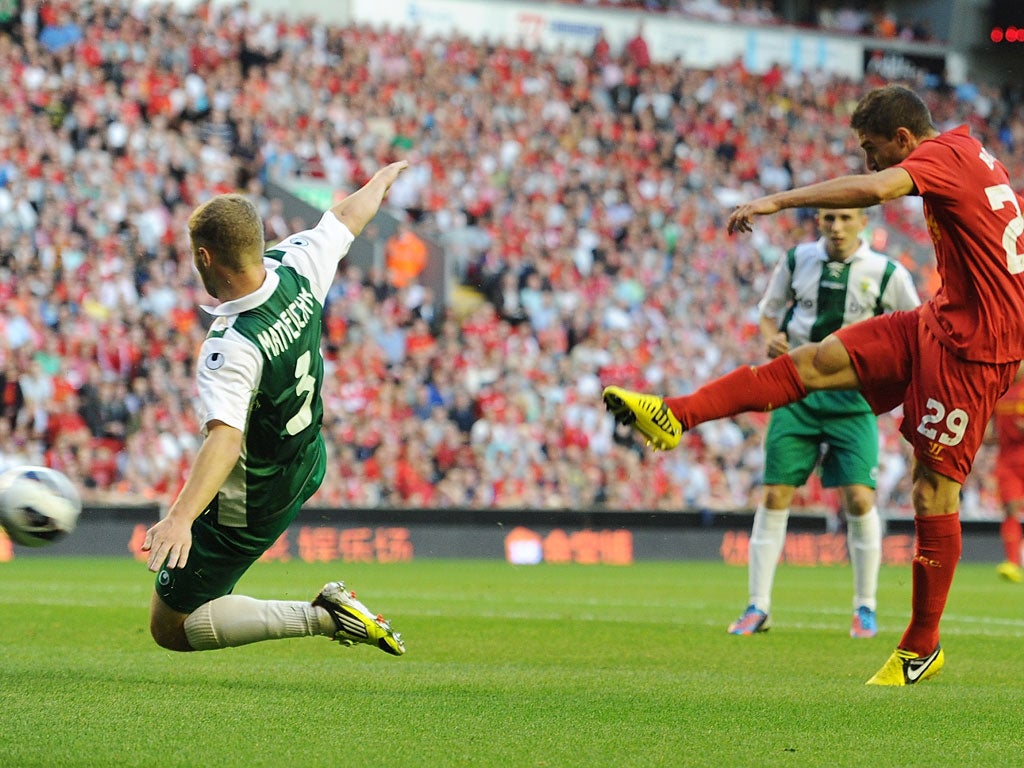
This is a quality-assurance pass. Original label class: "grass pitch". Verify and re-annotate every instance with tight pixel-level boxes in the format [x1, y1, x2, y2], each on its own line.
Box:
[1, 557, 1023, 767]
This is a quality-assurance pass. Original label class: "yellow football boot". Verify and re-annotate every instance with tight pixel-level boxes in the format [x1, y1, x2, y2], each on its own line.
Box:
[996, 561, 1023, 583]
[602, 386, 682, 451]
[866, 646, 943, 686]
[313, 581, 405, 656]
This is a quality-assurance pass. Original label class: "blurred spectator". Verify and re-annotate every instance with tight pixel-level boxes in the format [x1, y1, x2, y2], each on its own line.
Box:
[385, 220, 428, 290]
[38, 7, 81, 53]
[624, 22, 651, 70]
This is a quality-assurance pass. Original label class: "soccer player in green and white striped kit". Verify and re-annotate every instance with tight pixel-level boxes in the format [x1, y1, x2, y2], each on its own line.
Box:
[142, 161, 408, 656]
[727, 208, 920, 638]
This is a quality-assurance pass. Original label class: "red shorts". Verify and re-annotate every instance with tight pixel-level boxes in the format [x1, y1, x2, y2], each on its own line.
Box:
[835, 309, 1019, 484]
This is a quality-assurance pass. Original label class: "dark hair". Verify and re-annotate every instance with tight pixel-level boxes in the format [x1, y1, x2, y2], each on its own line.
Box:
[850, 85, 935, 139]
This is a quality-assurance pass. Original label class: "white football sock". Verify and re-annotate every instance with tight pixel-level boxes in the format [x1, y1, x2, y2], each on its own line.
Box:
[847, 506, 881, 611]
[748, 505, 789, 613]
[183, 595, 336, 650]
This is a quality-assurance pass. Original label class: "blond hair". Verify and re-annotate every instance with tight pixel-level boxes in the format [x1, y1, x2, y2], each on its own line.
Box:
[187, 194, 265, 271]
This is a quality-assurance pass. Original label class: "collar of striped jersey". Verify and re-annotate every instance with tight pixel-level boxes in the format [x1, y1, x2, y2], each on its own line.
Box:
[200, 259, 281, 317]
[816, 237, 869, 264]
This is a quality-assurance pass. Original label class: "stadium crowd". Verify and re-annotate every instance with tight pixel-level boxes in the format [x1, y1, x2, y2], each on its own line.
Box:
[0, 0, 1014, 517]
[567, 1, 938, 42]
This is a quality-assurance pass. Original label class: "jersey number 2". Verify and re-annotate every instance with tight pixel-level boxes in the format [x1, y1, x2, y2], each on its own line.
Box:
[285, 350, 315, 435]
[984, 183, 1024, 274]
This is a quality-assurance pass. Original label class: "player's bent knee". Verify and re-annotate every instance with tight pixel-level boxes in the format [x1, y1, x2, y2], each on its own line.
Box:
[149, 617, 194, 652]
[811, 337, 857, 387]
[149, 592, 194, 651]
[789, 341, 856, 391]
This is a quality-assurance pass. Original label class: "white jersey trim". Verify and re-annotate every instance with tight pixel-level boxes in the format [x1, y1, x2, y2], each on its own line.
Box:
[270, 211, 354, 304]
[196, 330, 263, 432]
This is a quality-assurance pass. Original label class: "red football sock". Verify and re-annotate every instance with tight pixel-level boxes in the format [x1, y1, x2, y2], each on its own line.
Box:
[663, 356, 807, 430]
[1000, 515, 1023, 565]
[899, 513, 961, 655]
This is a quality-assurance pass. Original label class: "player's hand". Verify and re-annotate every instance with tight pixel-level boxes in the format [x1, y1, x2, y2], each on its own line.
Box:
[766, 331, 790, 359]
[142, 513, 194, 572]
[374, 160, 409, 192]
[726, 198, 781, 235]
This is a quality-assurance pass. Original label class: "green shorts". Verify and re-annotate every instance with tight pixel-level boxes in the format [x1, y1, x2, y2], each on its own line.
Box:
[154, 500, 299, 614]
[762, 399, 879, 489]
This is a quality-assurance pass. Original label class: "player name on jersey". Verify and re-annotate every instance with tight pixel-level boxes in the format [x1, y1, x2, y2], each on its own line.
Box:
[255, 286, 318, 358]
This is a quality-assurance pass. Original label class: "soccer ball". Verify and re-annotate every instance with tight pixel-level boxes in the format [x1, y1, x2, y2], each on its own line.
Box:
[0, 466, 82, 547]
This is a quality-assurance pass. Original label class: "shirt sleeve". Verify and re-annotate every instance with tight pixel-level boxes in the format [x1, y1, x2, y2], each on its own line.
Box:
[270, 211, 355, 304]
[898, 133, 961, 204]
[883, 263, 922, 311]
[757, 255, 794, 321]
[196, 334, 264, 432]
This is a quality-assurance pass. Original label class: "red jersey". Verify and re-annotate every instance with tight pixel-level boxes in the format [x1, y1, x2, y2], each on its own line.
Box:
[898, 125, 1024, 362]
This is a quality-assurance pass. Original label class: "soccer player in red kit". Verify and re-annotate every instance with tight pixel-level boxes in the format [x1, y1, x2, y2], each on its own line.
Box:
[603, 85, 1024, 685]
[993, 371, 1024, 583]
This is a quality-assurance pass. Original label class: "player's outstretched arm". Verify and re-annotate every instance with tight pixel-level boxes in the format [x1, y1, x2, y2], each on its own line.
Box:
[727, 168, 913, 234]
[142, 422, 242, 572]
[329, 160, 409, 237]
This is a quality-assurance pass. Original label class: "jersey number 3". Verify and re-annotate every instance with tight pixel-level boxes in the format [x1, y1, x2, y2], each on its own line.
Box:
[285, 350, 315, 435]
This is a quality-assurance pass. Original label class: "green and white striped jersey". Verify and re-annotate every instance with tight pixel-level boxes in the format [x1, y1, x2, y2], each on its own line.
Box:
[758, 238, 920, 414]
[195, 212, 355, 528]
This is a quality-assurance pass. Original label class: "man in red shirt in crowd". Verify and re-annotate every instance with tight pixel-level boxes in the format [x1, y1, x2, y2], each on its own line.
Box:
[624, 22, 650, 69]
[604, 85, 1024, 685]
[993, 370, 1024, 582]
